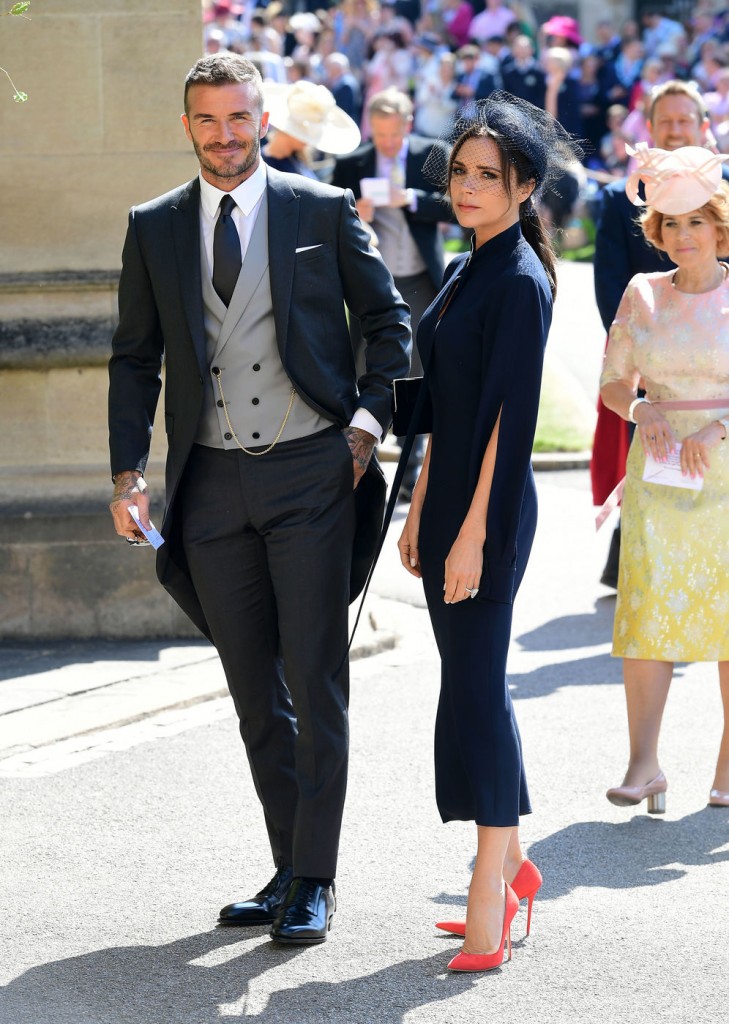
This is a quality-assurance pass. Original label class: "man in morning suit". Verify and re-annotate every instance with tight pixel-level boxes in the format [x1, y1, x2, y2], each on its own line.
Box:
[593, 79, 729, 587]
[108, 54, 410, 945]
[331, 88, 448, 501]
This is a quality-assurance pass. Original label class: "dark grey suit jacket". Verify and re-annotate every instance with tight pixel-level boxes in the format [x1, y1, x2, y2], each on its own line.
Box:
[331, 135, 451, 290]
[108, 166, 411, 635]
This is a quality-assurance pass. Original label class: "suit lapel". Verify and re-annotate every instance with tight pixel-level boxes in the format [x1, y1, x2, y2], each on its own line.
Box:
[363, 145, 376, 178]
[171, 179, 207, 376]
[266, 167, 299, 363]
[405, 142, 420, 189]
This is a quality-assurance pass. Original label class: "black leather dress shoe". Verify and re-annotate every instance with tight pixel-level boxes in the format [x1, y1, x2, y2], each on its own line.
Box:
[218, 866, 293, 926]
[269, 877, 336, 945]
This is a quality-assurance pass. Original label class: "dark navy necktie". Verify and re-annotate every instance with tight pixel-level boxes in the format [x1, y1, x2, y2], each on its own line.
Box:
[212, 194, 242, 307]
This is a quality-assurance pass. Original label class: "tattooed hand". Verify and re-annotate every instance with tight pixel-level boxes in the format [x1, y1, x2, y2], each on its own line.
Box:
[342, 426, 377, 489]
[109, 470, 151, 543]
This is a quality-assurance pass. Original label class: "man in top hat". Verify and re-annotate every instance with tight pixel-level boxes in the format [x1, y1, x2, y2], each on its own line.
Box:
[108, 54, 409, 944]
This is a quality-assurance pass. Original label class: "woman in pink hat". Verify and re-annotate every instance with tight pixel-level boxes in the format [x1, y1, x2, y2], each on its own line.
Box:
[541, 14, 582, 50]
[600, 144, 729, 811]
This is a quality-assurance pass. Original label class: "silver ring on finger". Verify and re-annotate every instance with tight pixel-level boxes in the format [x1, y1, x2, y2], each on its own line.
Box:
[465, 586, 479, 597]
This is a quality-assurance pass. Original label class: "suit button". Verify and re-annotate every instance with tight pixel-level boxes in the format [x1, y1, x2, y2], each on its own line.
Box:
[252, 363, 261, 371]
[211, 366, 220, 376]
[217, 399, 224, 408]
[198, 375, 203, 384]
[252, 432, 260, 439]
[252, 397, 260, 405]
[224, 432, 232, 440]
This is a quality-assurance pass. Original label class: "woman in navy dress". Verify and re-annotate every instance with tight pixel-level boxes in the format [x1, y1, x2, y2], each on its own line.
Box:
[398, 95, 582, 972]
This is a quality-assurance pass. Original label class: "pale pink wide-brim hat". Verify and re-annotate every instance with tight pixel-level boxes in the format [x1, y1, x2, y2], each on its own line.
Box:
[626, 142, 729, 215]
[263, 81, 361, 155]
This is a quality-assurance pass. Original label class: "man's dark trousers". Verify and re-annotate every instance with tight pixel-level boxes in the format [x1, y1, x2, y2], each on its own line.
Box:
[178, 428, 356, 879]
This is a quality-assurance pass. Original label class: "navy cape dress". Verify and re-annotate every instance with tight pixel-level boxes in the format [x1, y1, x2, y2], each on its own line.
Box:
[416, 221, 552, 826]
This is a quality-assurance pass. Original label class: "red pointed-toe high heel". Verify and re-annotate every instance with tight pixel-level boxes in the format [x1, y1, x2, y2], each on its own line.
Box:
[446, 884, 519, 973]
[436, 858, 543, 939]
[510, 858, 542, 937]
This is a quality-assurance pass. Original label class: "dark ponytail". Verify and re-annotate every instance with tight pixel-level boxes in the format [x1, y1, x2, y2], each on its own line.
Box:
[520, 201, 557, 299]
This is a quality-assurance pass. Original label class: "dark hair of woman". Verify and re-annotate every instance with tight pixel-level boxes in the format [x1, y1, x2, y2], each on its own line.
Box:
[447, 124, 558, 298]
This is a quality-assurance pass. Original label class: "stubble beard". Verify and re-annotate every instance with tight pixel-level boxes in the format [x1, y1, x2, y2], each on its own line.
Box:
[194, 135, 260, 184]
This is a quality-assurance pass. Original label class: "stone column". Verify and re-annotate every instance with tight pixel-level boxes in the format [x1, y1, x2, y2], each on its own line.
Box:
[0, 0, 203, 638]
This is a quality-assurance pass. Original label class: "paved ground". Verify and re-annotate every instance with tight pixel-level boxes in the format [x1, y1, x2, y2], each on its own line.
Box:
[1, 263, 727, 1023]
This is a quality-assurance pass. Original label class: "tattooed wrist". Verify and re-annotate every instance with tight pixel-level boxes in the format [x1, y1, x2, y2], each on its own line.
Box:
[112, 470, 146, 501]
[342, 426, 376, 472]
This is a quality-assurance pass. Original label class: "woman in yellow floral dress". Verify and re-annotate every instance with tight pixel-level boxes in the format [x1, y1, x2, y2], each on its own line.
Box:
[600, 143, 729, 812]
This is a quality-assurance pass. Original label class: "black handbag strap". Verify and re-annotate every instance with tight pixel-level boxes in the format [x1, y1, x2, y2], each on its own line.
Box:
[346, 367, 432, 650]
[347, 265, 464, 650]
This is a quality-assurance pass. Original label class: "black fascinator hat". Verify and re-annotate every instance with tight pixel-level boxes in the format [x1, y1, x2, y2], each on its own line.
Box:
[423, 91, 586, 201]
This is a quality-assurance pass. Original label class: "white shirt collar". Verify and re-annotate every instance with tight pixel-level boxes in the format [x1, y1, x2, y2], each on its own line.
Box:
[376, 138, 409, 173]
[198, 159, 267, 218]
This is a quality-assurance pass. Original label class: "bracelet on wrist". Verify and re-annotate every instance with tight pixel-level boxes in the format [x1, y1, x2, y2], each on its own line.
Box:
[628, 397, 651, 424]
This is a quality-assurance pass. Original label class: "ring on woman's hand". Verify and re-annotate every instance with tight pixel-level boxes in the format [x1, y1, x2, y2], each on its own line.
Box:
[465, 586, 478, 597]
[649, 434, 656, 440]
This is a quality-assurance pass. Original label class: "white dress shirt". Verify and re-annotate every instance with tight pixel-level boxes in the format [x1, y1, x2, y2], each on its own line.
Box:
[198, 163, 384, 440]
[198, 161, 267, 273]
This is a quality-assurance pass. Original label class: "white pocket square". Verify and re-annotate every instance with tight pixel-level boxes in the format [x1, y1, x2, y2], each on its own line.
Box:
[295, 244, 323, 253]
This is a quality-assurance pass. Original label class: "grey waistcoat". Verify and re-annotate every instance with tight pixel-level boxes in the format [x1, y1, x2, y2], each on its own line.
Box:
[195, 192, 329, 450]
[373, 206, 427, 279]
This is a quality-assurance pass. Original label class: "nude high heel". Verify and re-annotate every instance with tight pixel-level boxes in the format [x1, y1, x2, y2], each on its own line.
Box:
[436, 858, 542, 939]
[708, 789, 729, 807]
[446, 884, 519, 973]
[606, 771, 667, 814]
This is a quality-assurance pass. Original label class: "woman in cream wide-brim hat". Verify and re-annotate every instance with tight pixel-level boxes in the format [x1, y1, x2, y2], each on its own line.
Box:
[262, 80, 361, 179]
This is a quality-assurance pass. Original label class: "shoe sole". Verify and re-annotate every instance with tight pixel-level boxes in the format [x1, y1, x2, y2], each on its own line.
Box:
[606, 794, 641, 807]
[218, 917, 275, 927]
[270, 932, 328, 945]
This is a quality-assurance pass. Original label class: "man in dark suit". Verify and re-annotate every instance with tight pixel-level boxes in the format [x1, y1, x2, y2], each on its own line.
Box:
[593, 79, 729, 586]
[108, 54, 410, 945]
[453, 44, 499, 113]
[501, 35, 546, 109]
[323, 53, 362, 126]
[331, 88, 448, 500]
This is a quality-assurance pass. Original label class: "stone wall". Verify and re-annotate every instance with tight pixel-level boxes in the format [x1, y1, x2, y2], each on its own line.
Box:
[1, 0, 200, 273]
[0, 0, 204, 639]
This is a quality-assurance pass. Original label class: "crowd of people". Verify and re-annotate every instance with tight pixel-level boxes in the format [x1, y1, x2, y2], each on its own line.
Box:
[203, 0, 729, 184]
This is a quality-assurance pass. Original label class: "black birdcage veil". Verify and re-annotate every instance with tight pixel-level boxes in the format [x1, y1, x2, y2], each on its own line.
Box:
[423, 91, 585, 202]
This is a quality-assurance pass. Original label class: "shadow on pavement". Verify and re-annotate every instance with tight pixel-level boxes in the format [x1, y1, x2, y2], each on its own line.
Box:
[527, 807, 729, 900]
[508, 650, 623, 700]
[0, 638, 211, 682]
[0, 933, 484, 1024]
[515, 596, 616, 652]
